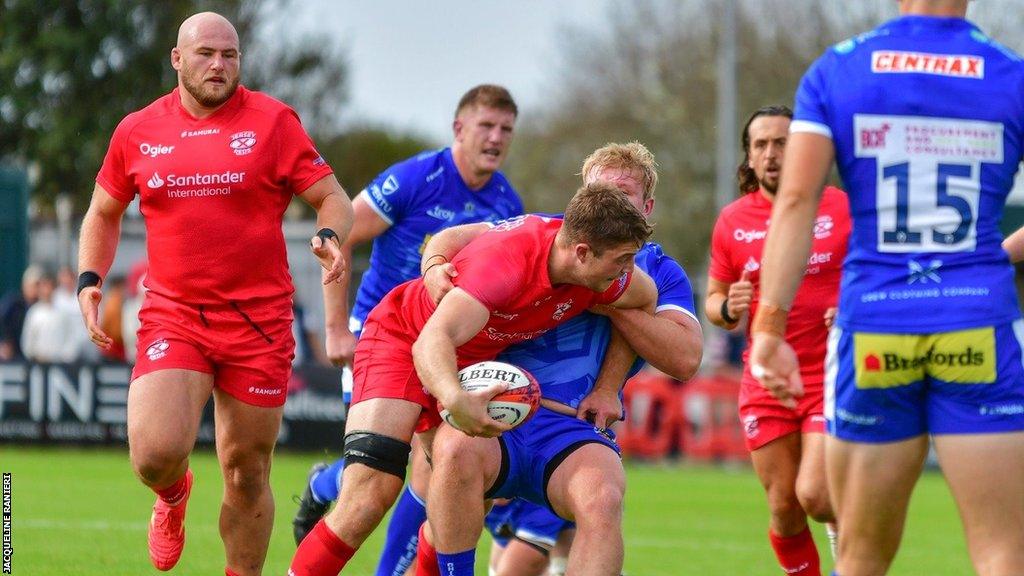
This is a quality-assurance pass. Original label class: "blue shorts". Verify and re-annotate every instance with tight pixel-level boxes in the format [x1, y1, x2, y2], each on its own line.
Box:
[486, 407, 620, 509]
[484, 498, 574, 549]
[825, 320, 1024, 442]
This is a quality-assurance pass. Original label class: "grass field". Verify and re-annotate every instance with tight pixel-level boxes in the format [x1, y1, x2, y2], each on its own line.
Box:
[1, 446, 972, 575]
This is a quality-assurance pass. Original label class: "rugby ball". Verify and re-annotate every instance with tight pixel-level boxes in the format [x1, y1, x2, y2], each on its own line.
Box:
[439, 361, 541, 430]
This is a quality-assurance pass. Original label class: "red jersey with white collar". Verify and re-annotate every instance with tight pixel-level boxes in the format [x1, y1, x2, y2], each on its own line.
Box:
[367, 215, 632, 365]
[710, 186, 850, 385]
[96, 86, 333, 304]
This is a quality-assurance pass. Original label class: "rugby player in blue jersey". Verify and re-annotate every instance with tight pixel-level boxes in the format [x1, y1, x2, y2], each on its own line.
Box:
[292, 85, 524, 576]
[749, 2, 1024, 574]
[413, 142, 703, 576]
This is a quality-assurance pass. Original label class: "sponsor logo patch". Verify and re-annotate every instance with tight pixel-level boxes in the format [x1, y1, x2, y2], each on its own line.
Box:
[146, 339, 169, 361]
[139, 143, 175, 158]
[871, 51, 984, 79]
[854, 327, 996, 388]
[229, 131, 257, 155]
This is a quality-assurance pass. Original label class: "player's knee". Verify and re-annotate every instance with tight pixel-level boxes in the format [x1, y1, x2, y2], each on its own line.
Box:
[343, 430, 412, 482]
[765, 487, 804, 525]
[572, 483, 623, 527]
[220, 452, 271, 500]
[432, 429, 485, 477]
[796, 487, 833, 523]
[130, 444, 189, 485]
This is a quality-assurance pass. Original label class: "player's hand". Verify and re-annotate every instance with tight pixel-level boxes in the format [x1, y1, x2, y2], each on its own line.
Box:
[823, 307, 837, 330]
[310, 233, 345, 284]
[424, 262, 458, 304]
[78, 287, 113, 350]
[324, 327, 357, 367]
[726, 270, 754, 321]
[748, 332, 804, 409]
[444, 384, 514, 438]
[577, 388, 622, 430]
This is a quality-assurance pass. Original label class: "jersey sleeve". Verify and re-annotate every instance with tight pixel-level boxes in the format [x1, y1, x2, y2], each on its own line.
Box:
[650, 256, 698, 320]
[95, 117, 137, 203]
[453, 247, 524, 311]
[275, 108, 334, 195]
[791, 51, 835, 139]
[360, 161, 419, 226]
[708, 213, 738, 283]
[596, 271, 632, 305]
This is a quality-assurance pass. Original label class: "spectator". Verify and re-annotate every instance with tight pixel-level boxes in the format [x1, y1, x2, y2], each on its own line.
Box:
[21, 270, 79, 363]
[0, 264, 43, 361]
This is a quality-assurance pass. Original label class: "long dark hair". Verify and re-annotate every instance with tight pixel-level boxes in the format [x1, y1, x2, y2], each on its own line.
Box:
[736, 105, 793, 194]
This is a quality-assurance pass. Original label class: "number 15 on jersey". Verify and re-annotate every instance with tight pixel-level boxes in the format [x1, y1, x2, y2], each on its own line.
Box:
[855, 114, 1004, 254]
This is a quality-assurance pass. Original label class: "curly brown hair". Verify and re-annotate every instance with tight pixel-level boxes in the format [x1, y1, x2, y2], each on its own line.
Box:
[737, 105, 793, 194]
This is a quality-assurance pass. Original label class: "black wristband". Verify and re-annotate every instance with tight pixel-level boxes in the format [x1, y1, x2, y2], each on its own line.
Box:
[720, 298, 738, 324]
[314, 227, 339, 246]
[77, 271, 102, 295]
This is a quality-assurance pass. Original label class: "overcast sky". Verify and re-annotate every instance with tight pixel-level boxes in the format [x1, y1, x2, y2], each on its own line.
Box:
[292, 0, 612, 143]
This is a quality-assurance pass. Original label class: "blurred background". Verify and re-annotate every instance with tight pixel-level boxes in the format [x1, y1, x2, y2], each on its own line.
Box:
[4, 2, 1024, 573]
[3, 0, 1024, 446]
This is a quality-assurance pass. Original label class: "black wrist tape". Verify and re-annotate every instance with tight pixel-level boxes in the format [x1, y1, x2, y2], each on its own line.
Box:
[315, 227, 339, 245]
[77, 271, 102, 295]
[721, 298, 738, 324]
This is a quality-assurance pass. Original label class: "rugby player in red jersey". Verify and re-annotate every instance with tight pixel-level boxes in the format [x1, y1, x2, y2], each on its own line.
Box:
[288, 182, 657, 576]
[76, 12, 353, 575]
[706, 106, 848, 575]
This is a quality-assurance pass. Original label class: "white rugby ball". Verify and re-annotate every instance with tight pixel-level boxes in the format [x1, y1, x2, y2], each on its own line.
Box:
[439, 361, 541, 430]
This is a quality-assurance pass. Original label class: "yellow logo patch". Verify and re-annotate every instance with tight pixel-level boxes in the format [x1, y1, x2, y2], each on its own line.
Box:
[853, 327, 996, 388]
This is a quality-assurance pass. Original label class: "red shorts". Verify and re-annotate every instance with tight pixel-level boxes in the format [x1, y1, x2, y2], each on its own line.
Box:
[132, 292, 295, 407]
[738, 371, 825, 451]
[351, 317, 442, 433]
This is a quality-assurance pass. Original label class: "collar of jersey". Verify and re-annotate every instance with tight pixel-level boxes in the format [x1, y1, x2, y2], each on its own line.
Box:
[885, 15, 979, 34]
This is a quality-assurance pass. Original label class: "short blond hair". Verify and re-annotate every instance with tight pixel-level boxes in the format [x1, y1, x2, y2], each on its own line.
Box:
[580, 141, 658, 202]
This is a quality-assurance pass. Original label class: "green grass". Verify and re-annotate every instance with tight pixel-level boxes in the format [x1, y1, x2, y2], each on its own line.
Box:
[1, 447, 971, 575]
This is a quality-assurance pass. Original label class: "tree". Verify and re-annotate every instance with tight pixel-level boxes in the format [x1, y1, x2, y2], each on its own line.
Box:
[0, 0, 349, 212]
[507, 0, 1024, 273]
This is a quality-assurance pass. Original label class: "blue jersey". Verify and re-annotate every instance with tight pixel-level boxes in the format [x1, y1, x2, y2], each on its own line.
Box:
[498, 242, 696, 408]
[350, 148, 524, 332]
[793, 16, 1024, 333]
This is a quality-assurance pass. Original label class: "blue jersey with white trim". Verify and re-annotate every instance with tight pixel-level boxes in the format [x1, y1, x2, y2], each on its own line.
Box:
[498, 242, 697, 408]
[793, 16, 1024, 333]
[350, 148, 523, 332]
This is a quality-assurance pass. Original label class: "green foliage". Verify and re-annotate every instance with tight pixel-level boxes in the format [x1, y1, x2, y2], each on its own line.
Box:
[507, 0, 1024, 276]
[317, 126, 438, 197]
[0, 0, 348, 213]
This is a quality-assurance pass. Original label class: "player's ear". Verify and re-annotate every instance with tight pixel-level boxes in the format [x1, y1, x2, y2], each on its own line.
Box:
[574, 243, 591, 263]
[452, 117, 464, 140]
[171, 47, 183, 71]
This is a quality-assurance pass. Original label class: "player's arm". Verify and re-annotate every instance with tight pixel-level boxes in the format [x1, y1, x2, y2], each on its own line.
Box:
[577, 327, 636, 428]
[411, 288, 513, 437]
[705, 272, 753, 331]
[300, 173, 354, 284]
[608, 268, 657, 312]
[598, 306, 702, 382]
[600, 268, 704, 379]
[749, 131, 833, 407]
[420, 222, 491, 303]
[77, 183, 129, 350]
[302, 188, 386, 367]
[1003, 225, 1024, 263]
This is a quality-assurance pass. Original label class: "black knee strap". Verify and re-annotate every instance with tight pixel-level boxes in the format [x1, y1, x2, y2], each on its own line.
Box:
[343, 431, 411, 481]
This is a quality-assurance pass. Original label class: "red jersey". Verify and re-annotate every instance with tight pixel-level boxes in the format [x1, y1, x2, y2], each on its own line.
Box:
[367, 215, 631, 365]
[709, 186, 850, 385]
[96, 86, 333, 304]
